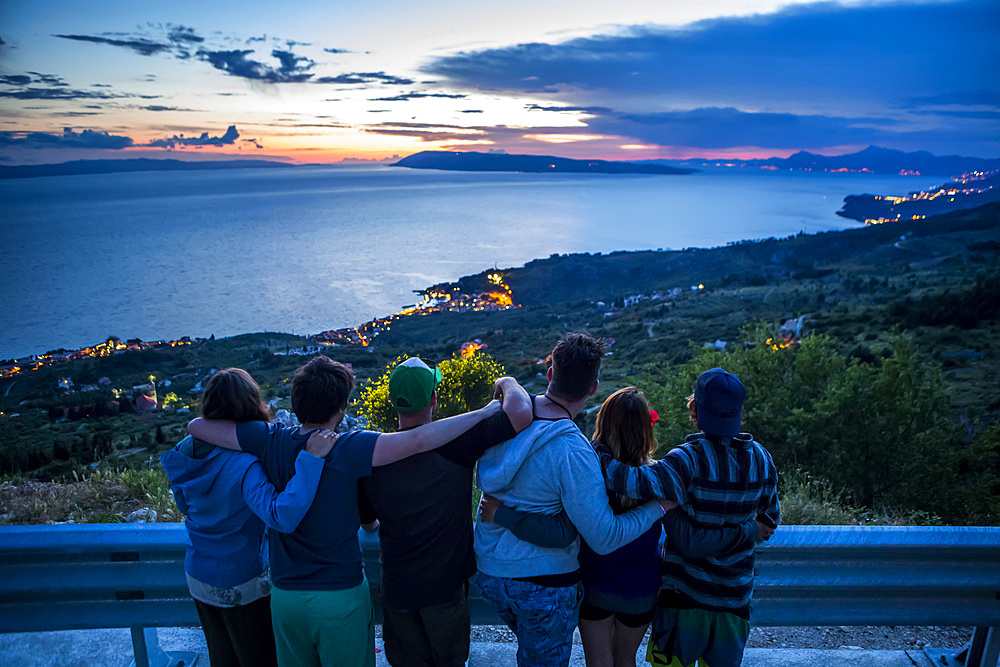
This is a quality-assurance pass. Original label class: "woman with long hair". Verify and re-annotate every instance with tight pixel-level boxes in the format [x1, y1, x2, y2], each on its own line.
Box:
[160, 368, 333, 667]
[576, 387, 663, 666]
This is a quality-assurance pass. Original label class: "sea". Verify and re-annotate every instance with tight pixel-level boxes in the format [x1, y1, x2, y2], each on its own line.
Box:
[0, 165, 932, 360]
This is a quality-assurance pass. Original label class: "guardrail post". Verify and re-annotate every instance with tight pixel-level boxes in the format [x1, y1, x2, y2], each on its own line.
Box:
[973, 626, 999, 667]
[926, 627, 1000, 667]
[129, 626, 198, 667]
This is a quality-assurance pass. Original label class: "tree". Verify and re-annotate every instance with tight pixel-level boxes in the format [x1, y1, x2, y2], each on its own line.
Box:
[637, 325, 968, 518]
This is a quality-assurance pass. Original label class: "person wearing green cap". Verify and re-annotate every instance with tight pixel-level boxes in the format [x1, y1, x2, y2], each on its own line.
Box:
[361, 356, 573, 667]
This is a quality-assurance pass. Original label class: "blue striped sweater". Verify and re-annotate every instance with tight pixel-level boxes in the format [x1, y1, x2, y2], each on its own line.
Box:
[600, 432, 780, 616]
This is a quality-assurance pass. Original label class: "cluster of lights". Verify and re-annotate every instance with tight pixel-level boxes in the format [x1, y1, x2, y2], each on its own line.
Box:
[765, 336, 798, 350]
[863, 171, 997, 225]
[1, 336, 194, 378]
[314, 272, 519, 348]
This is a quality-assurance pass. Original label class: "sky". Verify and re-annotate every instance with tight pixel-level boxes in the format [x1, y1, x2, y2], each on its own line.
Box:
[1, 0, 997, 164]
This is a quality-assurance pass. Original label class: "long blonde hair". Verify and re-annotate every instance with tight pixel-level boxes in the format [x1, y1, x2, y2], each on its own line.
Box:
[593, 386, 657, 466]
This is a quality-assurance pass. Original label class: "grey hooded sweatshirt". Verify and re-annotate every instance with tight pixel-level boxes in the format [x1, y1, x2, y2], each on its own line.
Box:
[475, 419, 662, 579]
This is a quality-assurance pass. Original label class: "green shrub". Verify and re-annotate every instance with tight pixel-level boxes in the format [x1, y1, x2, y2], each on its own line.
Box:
[355, 352, 505, 432]
[637, 324, 978, 522]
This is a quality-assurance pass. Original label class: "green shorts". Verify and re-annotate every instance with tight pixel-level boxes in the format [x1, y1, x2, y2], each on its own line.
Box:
[270, 579, 374, 667]
[646, 605, 749, 667]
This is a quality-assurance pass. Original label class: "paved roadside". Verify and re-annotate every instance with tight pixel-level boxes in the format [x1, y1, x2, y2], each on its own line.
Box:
[0, 628, 939, 666]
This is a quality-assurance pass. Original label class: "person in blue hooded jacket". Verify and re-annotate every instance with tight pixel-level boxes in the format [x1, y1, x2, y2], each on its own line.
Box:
[160, 367, 335, 667]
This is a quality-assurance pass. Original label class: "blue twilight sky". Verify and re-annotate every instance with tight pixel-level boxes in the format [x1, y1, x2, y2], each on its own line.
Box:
[0, 0, 997, 164]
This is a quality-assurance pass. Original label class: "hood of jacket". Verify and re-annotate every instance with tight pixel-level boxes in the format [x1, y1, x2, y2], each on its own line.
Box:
[476, 419, 581, 493]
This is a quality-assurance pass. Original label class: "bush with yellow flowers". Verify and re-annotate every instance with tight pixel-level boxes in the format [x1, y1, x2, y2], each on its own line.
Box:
[355, 352, 505, 432]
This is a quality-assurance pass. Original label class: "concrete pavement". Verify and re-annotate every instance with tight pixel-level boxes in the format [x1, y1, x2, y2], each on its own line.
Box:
[0, 627, 944, 666]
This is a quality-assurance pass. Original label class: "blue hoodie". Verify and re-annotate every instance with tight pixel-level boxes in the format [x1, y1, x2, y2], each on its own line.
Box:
[160, 435, 325, 589]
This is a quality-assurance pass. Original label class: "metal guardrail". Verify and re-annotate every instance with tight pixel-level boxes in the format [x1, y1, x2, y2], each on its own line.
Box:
[0, 524, 998, 666]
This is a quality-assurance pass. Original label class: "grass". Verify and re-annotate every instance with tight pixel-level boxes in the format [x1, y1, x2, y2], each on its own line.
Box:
[778, 468, 942, 526]
[0, 467, 180, 525]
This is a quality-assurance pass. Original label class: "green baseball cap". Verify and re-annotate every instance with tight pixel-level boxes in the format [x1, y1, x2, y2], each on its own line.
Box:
[388, 357, 442, 412]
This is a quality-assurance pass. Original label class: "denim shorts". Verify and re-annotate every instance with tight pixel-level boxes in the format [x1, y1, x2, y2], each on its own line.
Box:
[475, 572, 583, 667]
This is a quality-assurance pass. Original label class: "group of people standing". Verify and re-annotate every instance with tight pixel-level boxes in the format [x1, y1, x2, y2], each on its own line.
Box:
[161, 332, 780, 667]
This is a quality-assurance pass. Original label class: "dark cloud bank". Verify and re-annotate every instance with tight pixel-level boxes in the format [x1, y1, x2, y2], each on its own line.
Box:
[0, 125, 240, 150]
[424, 0, 999, 153]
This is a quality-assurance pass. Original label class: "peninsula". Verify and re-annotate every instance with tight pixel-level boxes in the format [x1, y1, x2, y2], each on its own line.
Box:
[393, 150, 695, 175]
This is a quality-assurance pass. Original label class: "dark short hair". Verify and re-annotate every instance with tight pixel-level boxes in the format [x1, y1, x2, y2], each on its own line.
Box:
[549, 333, 605, 401]
[291, 355, 355, 424]
[202, 368, 271, 422]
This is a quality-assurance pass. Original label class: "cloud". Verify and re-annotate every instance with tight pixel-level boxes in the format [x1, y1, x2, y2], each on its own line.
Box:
[140, 104, 200, 112]
[911, 109, 1000, 121]
[0, 127, 134, 149]
[271, 49, 315, 75]
[49, 26, 421, 91]
[144, 124, 239, 148]
[427, 1, 998, 109]
[167, 25, 204, 45]
[370, 92, 467, 101]
[0, 72, 136, 100]
[898, 90, 1000, 110]
[581, 107, 909, 149]
[422, 0, 998, 152]
[53, 33, 171, 56]
[195, 48, 315, 83]
[315, 72, 414, 85]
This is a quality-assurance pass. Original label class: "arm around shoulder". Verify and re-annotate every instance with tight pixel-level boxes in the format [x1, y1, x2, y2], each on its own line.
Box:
[493, 503, 579, 549]
[240, 451, 324, 533]
[371, 399, 501, 467]
[662, 508, 755, 558]
[560, 445, 663, 555]
[187, 418, 241, 450]
[495, 377, 532, 433]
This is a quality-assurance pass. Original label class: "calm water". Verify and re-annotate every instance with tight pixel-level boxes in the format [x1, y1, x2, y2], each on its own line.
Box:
[0, 165, 930, 359]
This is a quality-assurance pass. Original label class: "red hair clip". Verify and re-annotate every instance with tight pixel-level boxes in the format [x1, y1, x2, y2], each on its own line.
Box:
[649, 409, 659, 425]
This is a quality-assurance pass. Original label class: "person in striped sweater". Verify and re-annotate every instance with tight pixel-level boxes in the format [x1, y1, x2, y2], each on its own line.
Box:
[598, 368, 780, 667]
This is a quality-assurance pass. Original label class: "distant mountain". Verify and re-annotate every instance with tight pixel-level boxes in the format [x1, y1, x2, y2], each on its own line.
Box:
[394, 151, 695, 175]
[653, 146, 1000, 177]
[0, 158, 296, 180]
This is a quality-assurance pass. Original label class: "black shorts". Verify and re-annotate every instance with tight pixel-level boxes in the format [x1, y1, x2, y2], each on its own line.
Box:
[578, 600, 655, 628]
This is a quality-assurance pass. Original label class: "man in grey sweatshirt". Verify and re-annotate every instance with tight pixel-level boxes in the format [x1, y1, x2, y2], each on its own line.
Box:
[474, 333, 665, 667]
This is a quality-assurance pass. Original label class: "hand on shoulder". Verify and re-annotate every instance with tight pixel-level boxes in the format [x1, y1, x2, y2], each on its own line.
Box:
[305, 429, 339, 458]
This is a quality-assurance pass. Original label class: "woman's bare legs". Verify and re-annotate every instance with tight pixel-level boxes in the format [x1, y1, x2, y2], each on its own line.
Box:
[579, 616, 615, 667]
[612, 619, 650, 666]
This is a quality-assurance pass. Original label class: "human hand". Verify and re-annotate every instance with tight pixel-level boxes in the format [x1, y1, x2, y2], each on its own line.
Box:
[362, 520, 379, 533]
[306, 429, 338, 458]
[756, 519, 775, 541]
[657, 498, 679, 514]
[479, 493, 501, 523]
[493, 376, 515, 400]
